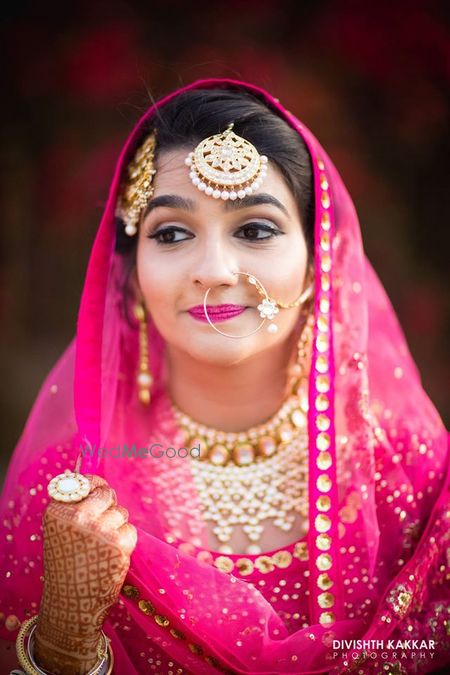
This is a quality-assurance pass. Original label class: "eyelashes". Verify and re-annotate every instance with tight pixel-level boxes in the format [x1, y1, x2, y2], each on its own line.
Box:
[146, 226, 191, 245]
[147, 222, 283, 246]
[237, 223, 282, 241]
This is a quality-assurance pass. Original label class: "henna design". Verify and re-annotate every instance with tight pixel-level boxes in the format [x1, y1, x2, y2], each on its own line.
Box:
[34, 475, 137, 675]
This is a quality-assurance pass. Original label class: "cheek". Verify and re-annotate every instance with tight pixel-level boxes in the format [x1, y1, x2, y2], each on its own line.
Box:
[266, 234, 308, 294]
[136, 248, 174, 313]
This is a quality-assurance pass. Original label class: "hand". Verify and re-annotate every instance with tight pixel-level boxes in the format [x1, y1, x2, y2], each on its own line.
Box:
[34, 474, 137, 675]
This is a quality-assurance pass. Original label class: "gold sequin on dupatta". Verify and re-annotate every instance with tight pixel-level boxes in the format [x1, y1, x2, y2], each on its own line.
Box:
[204, 544, 303, 577]
[310, 155, 340, 628]
[122, 583, 238, 674]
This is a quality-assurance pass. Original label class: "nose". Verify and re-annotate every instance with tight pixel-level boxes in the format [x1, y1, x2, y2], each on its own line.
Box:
[190, 240, 239, 291]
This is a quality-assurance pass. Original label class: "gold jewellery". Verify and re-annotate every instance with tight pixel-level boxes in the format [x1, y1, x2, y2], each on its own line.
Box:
[167, 315, 313, 555]
[189, 429, 309, 554]
[134, 269, 313, 404]
[46, 455, 91, 504]
[134, 301, 153, 404]
[117, 122, 269, 238]
[204, 271, 313, 337]
[185, 122, 268, 200]
[16, 615, 114, 675]
[47, 469, 90, 503]
[117, 132, 157, 237]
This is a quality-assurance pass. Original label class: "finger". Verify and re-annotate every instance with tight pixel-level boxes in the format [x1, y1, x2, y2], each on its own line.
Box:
[116, 523, 138, 555]
[95, 506, 129, 533]
[84, 474, 109, 492]
[76, 485, 117, 521]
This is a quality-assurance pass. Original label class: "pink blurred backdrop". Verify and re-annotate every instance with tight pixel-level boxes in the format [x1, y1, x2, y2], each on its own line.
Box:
[1, 0, 448, 481]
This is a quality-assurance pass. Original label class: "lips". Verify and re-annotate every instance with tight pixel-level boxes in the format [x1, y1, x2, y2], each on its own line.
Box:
[188, 304, 247, 323]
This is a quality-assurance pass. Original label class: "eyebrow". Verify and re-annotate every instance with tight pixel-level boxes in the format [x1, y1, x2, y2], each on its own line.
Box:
[143, 193, 289, 218]
[144, 195, 192, 217]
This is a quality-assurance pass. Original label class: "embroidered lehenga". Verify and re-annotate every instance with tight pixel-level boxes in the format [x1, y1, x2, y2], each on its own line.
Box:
[0, 79, 448, 674]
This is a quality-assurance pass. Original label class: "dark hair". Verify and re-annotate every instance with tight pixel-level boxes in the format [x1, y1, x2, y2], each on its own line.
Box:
[115, 87, 315, 262]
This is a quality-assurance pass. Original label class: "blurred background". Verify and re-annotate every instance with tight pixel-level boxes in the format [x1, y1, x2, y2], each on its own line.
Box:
[1, 0, 449, 483]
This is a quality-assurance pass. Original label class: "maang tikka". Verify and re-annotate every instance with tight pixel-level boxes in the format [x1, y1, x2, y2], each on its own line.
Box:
[185, 122, 268, 200]
[117, 122, 267, 235]
[117, 132, 157, 237]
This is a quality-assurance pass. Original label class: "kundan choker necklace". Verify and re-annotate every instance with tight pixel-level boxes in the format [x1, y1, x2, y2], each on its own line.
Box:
[173, 388, 308, 467]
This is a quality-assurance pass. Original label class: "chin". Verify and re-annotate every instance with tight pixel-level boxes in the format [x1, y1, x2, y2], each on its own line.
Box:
[182, 335, 257, 366]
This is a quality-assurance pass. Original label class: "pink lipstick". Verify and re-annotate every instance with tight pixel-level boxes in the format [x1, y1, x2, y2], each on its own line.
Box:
[188, 304, 247, 323]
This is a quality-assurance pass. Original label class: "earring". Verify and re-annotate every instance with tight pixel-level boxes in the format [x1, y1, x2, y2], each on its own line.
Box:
[133, 302, 153, 405]
[285, 312, 314, 397]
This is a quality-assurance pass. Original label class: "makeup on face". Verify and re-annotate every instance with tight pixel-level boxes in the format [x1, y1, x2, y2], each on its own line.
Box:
[135, 151, 309, 361]
[188, 304, 248, 323]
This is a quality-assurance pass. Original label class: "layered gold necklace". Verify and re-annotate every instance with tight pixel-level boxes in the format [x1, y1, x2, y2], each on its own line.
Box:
[170, 316, 313, 555]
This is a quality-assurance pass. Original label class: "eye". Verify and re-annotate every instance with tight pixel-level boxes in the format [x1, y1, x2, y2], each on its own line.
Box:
[147, 226, 193, 245]
[235, 222, 282, 241]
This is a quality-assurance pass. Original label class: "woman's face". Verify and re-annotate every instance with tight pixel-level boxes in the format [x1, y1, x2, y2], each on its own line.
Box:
[136, 148, 310, 366]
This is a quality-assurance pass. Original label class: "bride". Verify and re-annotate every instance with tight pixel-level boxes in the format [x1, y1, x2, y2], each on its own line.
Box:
[0, 78, 448, 674]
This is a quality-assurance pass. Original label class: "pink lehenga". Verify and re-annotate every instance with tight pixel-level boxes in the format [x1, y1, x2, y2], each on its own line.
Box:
[0, 79, 449, 674]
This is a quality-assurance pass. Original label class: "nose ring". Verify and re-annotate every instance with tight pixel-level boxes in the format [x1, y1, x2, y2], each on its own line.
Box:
[202, 271, 279, 339]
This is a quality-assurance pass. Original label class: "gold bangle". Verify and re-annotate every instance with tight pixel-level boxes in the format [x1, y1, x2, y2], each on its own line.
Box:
[16, 616, 40, 675]
[104, 637, 114, 675]
[16, 615, 114, 675]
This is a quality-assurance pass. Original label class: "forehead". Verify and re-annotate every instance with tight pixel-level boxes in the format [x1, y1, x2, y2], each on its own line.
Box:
[151, 148, 299, 214]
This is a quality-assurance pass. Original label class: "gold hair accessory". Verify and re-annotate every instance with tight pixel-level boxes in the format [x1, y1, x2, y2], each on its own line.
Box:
[117, 133, 157, 237]
[185, 123, 268, 200]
